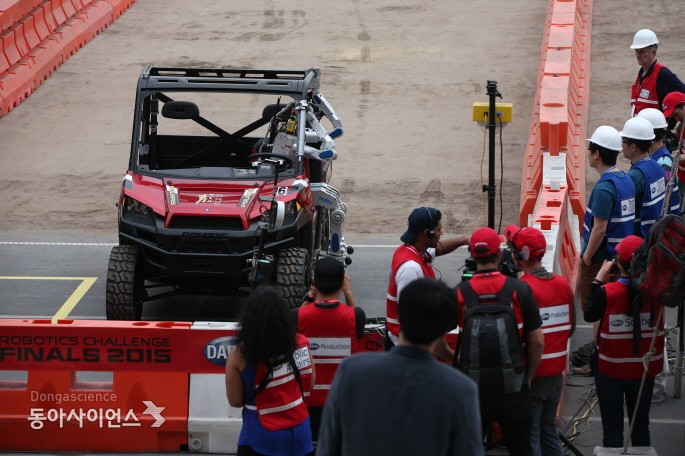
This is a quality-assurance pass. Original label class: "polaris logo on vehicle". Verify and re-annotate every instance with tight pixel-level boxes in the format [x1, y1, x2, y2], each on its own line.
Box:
[204, 336, 236, 365]
[182, 232, 231, 239]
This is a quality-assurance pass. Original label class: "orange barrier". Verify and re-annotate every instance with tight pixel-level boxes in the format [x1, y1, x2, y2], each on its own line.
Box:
[0, 0, 136, 117]
[108, 0, 135, 20]
[0, 318, 241, 452]
[0, 0, 43, 35]
[519, 0, 594, 434]
[519, 0, 593, 293]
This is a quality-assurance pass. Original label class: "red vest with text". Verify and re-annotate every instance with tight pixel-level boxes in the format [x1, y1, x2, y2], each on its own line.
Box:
[457, 271, 525, 338]
[520, 274, 572, 377]
[386, 245, 435, 339]
[631, 62, 664, 115]
[297, 302, 358, 407]
[598, 281, 665, 378]
[250, 333, 313, 431]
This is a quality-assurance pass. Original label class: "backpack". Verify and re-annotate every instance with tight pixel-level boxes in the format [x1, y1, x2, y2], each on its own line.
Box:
[630, 214, 685, 308]
[455, 277, 525, 394]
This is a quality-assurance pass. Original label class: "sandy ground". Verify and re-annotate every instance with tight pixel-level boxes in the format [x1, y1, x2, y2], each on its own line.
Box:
[0, 0, 545, 237]
[1, 0, 684, 239]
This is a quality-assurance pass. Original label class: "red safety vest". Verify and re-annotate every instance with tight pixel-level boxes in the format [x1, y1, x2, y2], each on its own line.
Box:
[247, 333, 313, 431]
[598, 281, 665, 378]
[456, 271, 525, 338]
[631, 62, 664, 115]
[386, 245, 435, 340]
[297, 302, 358, 407]
[520, 274, 572, 377]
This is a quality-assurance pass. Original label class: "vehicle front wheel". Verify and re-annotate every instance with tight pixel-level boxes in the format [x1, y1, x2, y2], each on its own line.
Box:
[275, 247, 310, 308]
[105, 245, 145, 320]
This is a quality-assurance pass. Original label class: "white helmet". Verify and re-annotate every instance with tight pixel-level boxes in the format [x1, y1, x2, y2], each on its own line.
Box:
[620, 117, 656, 140]
[587, 126, 622, 152]
[637, 108, 668, 129]
[630, 29, 659, 49]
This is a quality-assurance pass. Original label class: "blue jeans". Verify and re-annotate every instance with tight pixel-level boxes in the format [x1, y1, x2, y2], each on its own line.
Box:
[594, 366, 655, 447]
[530, 374, 564, 456]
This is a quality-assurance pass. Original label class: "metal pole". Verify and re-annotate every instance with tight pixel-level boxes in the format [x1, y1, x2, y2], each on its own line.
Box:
[485, 80, 502, 229]
[674, 300, 684, 398]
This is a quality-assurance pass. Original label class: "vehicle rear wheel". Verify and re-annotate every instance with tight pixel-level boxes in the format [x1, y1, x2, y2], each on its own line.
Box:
[105, 245, 145, 320]
[275, 247, 310, 308]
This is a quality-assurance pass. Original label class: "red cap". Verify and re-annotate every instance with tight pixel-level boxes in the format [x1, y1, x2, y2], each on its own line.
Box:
[504, 225, 547, 260]
[469, 227, 503, 258]
[615, 235, 643, 262]
[662, 92, 685, 118]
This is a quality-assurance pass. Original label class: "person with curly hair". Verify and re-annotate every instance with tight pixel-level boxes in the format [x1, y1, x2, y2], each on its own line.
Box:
[225, 286, 315, 456]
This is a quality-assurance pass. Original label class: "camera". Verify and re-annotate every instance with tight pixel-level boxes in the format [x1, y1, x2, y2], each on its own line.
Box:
[664, 129, 679, 152]
[461, 256, 478, 282]
[460, 247, 519, 282]
[498, 247, 519, 278]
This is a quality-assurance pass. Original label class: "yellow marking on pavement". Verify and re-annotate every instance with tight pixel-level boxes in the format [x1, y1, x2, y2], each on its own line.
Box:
[0, 276, 98, 323]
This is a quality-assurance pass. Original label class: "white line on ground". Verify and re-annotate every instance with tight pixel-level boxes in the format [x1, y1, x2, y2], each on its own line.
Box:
[0, 241, 117, 246]
[0, 241, 399, 247]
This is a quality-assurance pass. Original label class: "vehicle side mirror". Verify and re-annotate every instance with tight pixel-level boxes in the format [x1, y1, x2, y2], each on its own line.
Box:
[161, 101, 200, 119]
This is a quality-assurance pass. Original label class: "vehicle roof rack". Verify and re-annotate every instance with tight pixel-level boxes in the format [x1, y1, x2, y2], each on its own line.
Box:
[138, 66, 321, 96]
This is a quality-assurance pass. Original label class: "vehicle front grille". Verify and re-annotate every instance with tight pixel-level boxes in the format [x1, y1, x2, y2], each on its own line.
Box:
[180, 241, 231, 254]
[169, 216, 243, 231]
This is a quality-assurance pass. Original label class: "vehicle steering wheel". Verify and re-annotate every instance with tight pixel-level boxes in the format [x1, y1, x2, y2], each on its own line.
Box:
[246, 153, 293, 171]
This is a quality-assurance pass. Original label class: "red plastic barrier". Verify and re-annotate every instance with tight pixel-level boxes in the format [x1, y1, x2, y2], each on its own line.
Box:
[520, 0, 593, 333]
[0, 319, 195, 452]
[21, 13, 40, 49]
[0, 48, 9, 73]
[1, 27, 25, 67]
[108, 0, 134, 20]
[48, 0, 66, 25]
[544, 48, 571, 77]
[539, 75, 570, 156]
[33, 5, 53, 39]
[27, 32, 64, 84]
[1, 0, 137, 116]
[0, 0, 43, 35]
[0, 58, 35, 114]
[551, 0, 576, 25]
[0, 370, 189, 451]
[74, 0, 113, 42]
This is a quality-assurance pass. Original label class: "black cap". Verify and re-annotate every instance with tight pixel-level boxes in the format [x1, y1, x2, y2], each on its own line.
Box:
[400, 207, 440, 244]
[313, 257, 345, 295]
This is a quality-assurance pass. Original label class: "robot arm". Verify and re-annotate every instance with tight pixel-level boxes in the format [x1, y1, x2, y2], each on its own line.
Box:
[299, 96, 341, 161]
[270, 94, 343, 162]
[311, 182, 351, 263]
[311, 92, 344, 139]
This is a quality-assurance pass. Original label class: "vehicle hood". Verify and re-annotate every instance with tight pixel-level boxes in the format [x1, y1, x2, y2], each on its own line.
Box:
[123, 173, 308, 229]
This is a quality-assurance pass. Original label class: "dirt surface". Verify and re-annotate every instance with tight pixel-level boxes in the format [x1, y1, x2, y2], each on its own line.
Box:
[0, 0, 545, 237]
[1, 1, 684, 239]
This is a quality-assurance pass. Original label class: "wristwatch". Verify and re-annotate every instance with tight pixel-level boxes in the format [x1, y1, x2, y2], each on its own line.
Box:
[303, 295, 315, 303]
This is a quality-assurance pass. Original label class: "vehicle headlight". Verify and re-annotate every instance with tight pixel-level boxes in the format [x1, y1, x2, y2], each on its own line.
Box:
[283, 200, 299, 224]
[122, 196, 155, 224]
